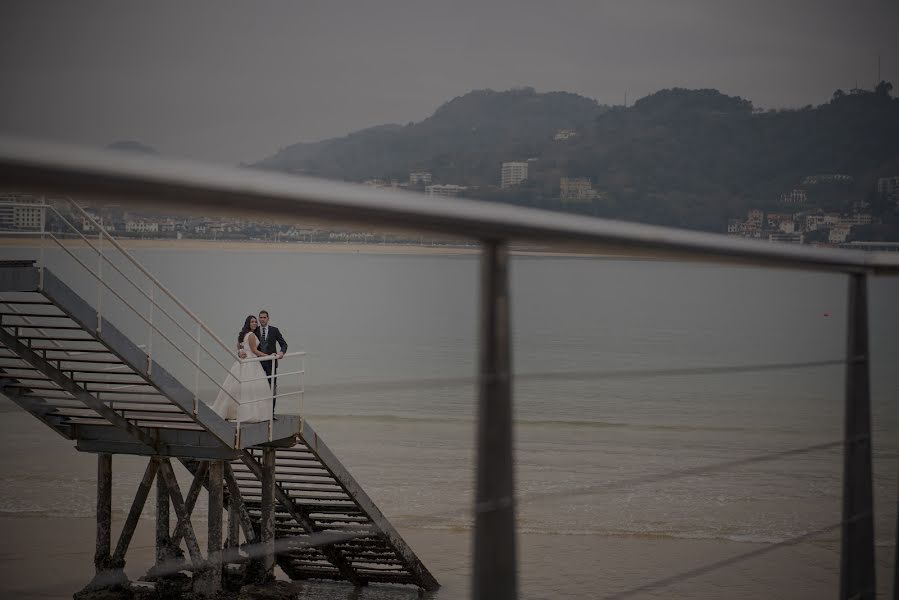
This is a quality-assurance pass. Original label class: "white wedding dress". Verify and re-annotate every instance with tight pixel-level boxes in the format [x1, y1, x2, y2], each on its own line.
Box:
[210, 332, 274, 423]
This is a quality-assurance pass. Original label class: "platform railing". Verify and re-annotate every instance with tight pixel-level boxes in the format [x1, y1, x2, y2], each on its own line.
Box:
[231, 350, 306, 443]
[0, 198, 304, 446]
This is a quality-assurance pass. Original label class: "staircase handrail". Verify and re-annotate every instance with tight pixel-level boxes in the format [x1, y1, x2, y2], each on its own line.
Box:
[240, 350, 306, 364]
[17, 201, 234, 377]
[67, 199, 236, 359]
[40, 230, 243, 410]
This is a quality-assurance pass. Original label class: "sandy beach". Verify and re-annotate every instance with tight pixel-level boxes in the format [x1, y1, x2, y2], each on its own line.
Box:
[2, 514, 876, 599]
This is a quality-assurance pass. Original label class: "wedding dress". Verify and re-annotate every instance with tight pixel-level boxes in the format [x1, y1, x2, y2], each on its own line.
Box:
[210, 332, 274, 423]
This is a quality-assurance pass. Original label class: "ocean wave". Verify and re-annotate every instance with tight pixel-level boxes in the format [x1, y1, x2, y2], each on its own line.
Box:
[306, 412, 803, 434]
[410, 522, 844, 545]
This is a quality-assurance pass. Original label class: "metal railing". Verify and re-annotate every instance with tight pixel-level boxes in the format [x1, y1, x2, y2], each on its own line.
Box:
[0, 137, 896, 599]
[0, 197, 304, 443]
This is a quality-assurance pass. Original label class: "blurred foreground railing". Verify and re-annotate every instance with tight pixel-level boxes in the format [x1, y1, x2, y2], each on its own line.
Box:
[0, 137, 896, 600]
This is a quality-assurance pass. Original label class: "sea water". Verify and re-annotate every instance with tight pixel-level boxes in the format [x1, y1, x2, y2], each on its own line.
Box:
[1, 246, 896, 598]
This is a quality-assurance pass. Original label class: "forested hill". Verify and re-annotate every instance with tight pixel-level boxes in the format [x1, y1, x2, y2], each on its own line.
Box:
[254, 88, 607, 184]
[253, 84, 899, 231]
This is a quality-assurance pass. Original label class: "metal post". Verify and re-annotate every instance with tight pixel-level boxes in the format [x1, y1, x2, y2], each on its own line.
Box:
[147, 285, 154, 375]
[473, 240, 517, 600]
[261, 448, 276, 579]
[194, 324, 201, 415]
[38, 196, 45, 289]
[155, 459, 171, 568]
[893, 463, 898, 600]
[840, 272, 876, 600]
[95, 453, 112, 573]
[96, 230, 103, 332]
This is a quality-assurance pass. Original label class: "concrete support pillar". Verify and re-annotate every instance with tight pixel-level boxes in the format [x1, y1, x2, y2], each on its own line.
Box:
[227, 492, 240, 550]
[155, 459, 171, 568]
[261, 448, 276, 579]
[473, 241, 517, 600]
[94, 453, 112, 573]
[207, 461, 224, 593]
[840, 273, 876, 600]
[81, 453, 127, 591]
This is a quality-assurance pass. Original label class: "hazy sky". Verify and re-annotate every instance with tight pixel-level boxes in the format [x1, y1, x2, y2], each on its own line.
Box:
[2, 1, 897, 165]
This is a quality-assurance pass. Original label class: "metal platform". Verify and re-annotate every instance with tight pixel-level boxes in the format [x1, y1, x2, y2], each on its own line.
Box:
[0, 259, 438, 592]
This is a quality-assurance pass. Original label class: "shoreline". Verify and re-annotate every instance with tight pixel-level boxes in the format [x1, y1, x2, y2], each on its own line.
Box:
[0, 236, 632, 258]
[0, 514, 870, 599]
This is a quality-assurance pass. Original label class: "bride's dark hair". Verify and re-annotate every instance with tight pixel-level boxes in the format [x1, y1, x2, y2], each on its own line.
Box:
[238, 315, 256, 345]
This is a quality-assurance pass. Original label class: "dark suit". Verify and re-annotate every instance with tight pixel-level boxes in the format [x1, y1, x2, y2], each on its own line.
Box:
[256, 325, 288, 409]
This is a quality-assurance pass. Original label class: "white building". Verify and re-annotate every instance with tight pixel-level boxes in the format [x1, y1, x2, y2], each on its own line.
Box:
[553, 129, 578, 140]
[0, 194, 45, 231]
[560, 177, 597, 201]
[766, 213, 794, 233]
[828, 226, 851, 244]
[409, 171, 432, 186]
[839, 213, 872, 226]
[125, 221, 159, 233]
[781, 189, 807, 205]
[877, 176, 899, 198]
[501, 162, 528, 188]
[727, 219, 745, 234]
[746, 209, 764, 231]
[12, 203, 45, 231]
[425, 184, 467, 198]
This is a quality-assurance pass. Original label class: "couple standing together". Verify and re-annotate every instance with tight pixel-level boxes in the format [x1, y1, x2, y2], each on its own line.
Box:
[210, 310, 288, 423]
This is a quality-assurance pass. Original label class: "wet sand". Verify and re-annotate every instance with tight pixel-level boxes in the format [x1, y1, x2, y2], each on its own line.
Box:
[1, 514, 884, 599]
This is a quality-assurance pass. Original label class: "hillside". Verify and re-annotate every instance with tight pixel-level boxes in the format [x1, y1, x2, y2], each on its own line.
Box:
[253, 84, 899, 232]
[254, 87, 606, 184]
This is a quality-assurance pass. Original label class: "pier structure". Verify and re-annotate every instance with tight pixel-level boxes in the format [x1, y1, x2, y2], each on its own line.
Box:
[0, 199, 439, 596]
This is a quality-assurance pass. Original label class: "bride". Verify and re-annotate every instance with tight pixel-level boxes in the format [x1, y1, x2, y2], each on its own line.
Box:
[210, 315, 276, 423]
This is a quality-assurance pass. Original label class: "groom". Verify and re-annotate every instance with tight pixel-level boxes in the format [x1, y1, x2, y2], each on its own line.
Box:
[241, 309, 288, 409]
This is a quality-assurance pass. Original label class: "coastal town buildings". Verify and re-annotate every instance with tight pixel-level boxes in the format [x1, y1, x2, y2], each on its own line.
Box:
[728, 207, 874, 245]
[560, 177, 597, 201]
[125, 220, 159, 233]
[425, 184, 467, 198]
[780, 189, 807, 205]
[0, 194, 45, 231]
[501, 161, 528, 188]
[409, 171, 433, 186]
[878, 176, 899, 202]
[553, 129, 578, 140]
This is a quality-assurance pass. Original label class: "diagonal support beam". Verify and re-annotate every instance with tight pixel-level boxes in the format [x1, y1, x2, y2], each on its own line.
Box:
[239, 450, 362, 585]
[224, 462, 258, 544]
[171, 461, 208, 548]
[157, 458, 204, 569]
[113, 458, 158, 563]
[0, 326, 163, 453]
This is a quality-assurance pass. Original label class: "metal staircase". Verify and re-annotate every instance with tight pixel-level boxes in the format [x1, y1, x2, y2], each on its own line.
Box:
[0, 200, 438, 594]
[233, 431, 438, 587]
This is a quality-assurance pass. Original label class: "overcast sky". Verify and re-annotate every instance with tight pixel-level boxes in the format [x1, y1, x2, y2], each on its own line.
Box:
[2, 1, 897, 165]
